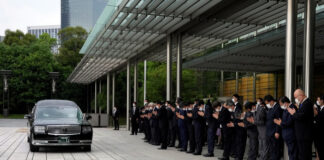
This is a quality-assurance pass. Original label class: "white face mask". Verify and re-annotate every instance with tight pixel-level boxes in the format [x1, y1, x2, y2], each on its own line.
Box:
[232, 98, 235, 103]
[316, 101, 320, 106]
[187, 108, 192, 111]
[165, 103, 168, 107]
[281, 105, 287, 110]
[199, 108, 203, 111]
[149, 107, 152, 110]
[266, 104, 271, 109]
[257, 102, 261, 105]
[228, 108, 233, 112]
[133, 104, 136, 107]
[295, 98, 300, 105]
[176, 105, 180, 109]
[216, 108, 221, 112]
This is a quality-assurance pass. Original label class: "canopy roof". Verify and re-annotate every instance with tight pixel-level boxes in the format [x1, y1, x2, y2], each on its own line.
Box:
[68, 0, 324, 84]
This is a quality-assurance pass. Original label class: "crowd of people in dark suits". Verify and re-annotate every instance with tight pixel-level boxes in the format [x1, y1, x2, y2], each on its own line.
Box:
[115, 88, 323, 160]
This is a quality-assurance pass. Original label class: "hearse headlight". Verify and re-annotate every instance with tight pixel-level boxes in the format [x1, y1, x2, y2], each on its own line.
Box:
[34, 126, 46, 134]
[82, 126, 92, 134]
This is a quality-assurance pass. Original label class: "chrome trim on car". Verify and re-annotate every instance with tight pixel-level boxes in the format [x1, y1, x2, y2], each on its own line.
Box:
[32, 140, 92, 146]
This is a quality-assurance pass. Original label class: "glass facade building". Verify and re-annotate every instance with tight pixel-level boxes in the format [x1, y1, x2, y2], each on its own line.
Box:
[61, 0, 108, 32]
[27, 25, 61, 54]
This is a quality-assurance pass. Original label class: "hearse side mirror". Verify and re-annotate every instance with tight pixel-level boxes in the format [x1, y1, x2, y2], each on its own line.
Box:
[86, 115, 92, 120]
[24, 114, 31, 119]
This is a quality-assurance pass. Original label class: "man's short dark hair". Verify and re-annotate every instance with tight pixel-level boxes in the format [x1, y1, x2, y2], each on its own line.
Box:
[320, 95, 324, 101]
[245, 102, 253, 110]
[264, 95, 275, 102]
[233, 94, 240, 100]
[198, 100, 205, 106]
[279, 96, 290, 104]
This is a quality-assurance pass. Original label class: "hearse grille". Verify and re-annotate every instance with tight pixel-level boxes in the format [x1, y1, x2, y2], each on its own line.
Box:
[47, 125, 81, 135]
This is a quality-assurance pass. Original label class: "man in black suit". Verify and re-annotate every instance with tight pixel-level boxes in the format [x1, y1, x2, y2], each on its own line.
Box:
[204, 101, 221, 157]
[112, 106, 120, 130]
[287, 89, 314, 160]
[130, 102, 139, 135]
[192, 100, 205, 155]
[244, 102, 258, 160]
[314, 95, 324, 160]
[232, 94, 242, 113]
[185, 103, 196, 153]
[218, 100, 235, 160]
[166, 101, 176, 147]
[157, 101, 169, 149]
[264, 95, 283, 160]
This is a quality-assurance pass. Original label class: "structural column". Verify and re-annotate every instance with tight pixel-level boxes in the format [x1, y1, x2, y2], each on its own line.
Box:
[112, 73, 115, 109]
[94, 81, 97, 114]
[134, 62, 138, 102]
[235, 72, 239, 94]
[143, 60, 147, 104]
[285, 0, 297, 100]
[107, 73, 110, 126]
[176, 34, 182, 98]
[220, 71, 224, 96]
[303, 0, 315, 97]
[166, 35, 172, 101]
[284, 1, 297, 160]
[99, 80, 101, 114]
[126, 62, 130, 130]
[253, 72, 256, 101]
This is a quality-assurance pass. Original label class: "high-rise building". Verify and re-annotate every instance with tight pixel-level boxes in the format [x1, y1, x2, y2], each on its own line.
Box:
[61, 0, 108, 32]
[27, 25, 61, 54]
[0, 36, 4, 42]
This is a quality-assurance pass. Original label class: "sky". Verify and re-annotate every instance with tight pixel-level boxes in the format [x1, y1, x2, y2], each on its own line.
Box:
[0, 0, 60, 36]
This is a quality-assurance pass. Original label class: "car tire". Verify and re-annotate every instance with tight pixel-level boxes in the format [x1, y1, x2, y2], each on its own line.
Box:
[83, 145, 91, 152]
[29, 139, 39, 152]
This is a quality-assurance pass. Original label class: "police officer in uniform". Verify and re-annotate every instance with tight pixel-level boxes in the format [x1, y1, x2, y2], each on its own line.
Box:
[192, 100, 205, 155]
[186, 103, 196, 153]
[204, 101, 221, 157]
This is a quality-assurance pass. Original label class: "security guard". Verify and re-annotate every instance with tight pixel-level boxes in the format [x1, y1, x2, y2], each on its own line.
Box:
[204, 101, 221, 157]
[185, 103, 196, 153]
[192, 100, 205, 155]
[176, 102, 188, 152]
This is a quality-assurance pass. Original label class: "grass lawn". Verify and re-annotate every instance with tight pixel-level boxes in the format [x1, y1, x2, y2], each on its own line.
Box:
[0, 114, 25, 119]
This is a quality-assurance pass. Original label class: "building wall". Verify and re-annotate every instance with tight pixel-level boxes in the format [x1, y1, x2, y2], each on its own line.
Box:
[61, 0, 108, 32]
[27, 25, 61, 54]
[223, 73, 284, 103]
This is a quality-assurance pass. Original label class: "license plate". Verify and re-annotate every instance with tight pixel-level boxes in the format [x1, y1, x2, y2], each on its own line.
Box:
[59, 137, 69, 143]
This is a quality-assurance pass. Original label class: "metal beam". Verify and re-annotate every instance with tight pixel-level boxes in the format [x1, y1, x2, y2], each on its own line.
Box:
[235, 72, 239, 94]
[112, 73, 115, 109]
[166, 35, 172, 101]
[107, 73, 110, 126]
[303, 0, 315, 98]
[134, 62, 138, 102]
[126, 62, 130, 131]
[220, 71, 224, 96]
[95, 81, 97, 114]
[285, 0, 297, 100]
[253, 72, 256, 101]
[176, 34, 182, 98]
[144, 60, 147, 104]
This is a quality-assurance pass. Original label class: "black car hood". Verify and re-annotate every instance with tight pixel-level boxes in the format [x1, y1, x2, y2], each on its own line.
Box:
[34, 118, 90, 125]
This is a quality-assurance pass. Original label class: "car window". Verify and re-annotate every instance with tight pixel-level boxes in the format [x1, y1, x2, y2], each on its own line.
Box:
[35, 106, 83, 120]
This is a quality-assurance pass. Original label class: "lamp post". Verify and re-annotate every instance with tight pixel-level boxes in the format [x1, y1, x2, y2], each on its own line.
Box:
[49, 72, 59, 98]
[1, 70, 12, 117]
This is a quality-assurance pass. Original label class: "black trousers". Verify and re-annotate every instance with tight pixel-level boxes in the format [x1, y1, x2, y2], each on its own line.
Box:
[223, 129, 233, 158]
[131, 119, 138, 134]
[187, 123, 195, 152]
[113, 117, 119, 130]
[266, 136, 281, 160]
[207, 126, 216, 154]
[296, 139, 312, 160]
[194, 123, 203, 153]
[235, 131, 247, 160]
[168, 126, 176, 146]
[160, 125, 169, 149]
[247, 134, 258, 160]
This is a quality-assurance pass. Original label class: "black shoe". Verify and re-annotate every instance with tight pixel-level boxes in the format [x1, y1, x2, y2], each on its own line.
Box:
[158, 147, 167, 150]
[178, 148, 186, 152]
[193, 152, 201, 155]
[168, 144, 175, 147]
[230, 154, 237, 158]
[176, 145, 181, 149]
[186, 150, 194, 153]
[218, 157, 229, 160]
[203, 153, 214, 157]
[130, 133, 134, 135]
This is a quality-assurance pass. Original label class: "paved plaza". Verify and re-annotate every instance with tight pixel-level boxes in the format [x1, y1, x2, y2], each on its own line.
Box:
[0, 119, 226, 160]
